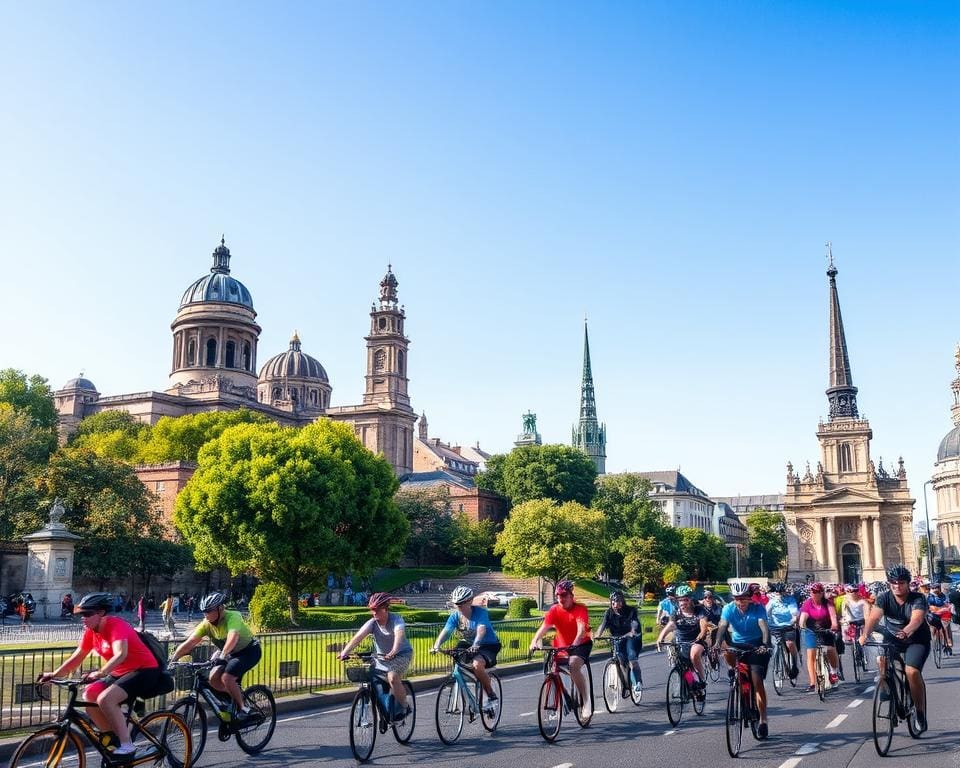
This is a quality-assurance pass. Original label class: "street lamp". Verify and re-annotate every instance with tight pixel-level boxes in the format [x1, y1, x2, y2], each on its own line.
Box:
[759, 552, 764, 578]
[922, 479, 935, 583]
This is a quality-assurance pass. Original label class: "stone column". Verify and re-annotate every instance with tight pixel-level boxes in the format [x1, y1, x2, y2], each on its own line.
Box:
[861, 516, 874, 568]
[22, 499, 81, 621]
[826, 518, 837, 575]
[872, 518, 882, 570]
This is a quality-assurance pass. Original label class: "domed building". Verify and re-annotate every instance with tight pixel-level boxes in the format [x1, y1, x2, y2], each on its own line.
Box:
[257, 332, 331, 413]
[934, 345, 960, 565]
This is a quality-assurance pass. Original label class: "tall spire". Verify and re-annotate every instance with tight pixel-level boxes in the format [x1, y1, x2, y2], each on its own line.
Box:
[572, 318, 606, 473]
[580, 317, 596, 420]
[825, 243, 859, 420]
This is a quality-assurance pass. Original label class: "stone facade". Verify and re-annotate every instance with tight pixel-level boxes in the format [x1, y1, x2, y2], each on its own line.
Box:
[637, 470, 715, 533]
[571, 320, 606, 474]
[934, 345, 960, 563]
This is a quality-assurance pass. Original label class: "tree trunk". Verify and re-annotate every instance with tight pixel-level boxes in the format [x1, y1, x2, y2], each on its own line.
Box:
[287, 588, 300, 625]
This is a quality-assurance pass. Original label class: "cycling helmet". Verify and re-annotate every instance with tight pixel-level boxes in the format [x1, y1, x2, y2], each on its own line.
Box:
[199, 592, 226, 612]
[919, 578, 931, 587]
[886, 564, 911, 583]
[609, 590, 625, 603]
[555, 579, 575, 596]
[450, 586, 474, 605]
[729, 580, 752, 598]
[75, 593, 113, 614]
[664, 585, 676, 596]
[368, 592, 393, 610]
[810, 582, 824, 593]
[675, 585, 693, 598]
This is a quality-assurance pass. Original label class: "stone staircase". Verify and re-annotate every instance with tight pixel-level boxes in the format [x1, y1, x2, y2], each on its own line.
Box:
[397, 572, 541, 609]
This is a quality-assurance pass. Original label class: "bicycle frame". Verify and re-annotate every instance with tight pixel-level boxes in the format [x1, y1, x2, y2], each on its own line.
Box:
[602, 636, 636, 690]
[445, 650, 483, 717]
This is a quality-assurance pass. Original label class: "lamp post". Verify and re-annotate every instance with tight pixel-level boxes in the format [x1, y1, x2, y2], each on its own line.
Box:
[760, 552, 764, 578]
[922, 479, 935, 583]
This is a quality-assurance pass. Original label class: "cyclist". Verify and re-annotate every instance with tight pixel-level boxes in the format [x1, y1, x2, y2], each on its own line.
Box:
[596, 590, 643, 697]
[860, 564, 930, 732]
[841, 584, 870, 668]
[338, 592, 413, 719]
[716, 580, 771, 739]
[656, 585, 708, 695]
[430, 586, 501, 706]
[921, 580, 953, 656]
[38, 592, 162, 761]
[700, 589, 724, 670]
[765, 583, 800, 679]
[170, 592, 262, 725]
[529, 579, 593, 720]
[656, 586, 678, 626]
[798, 582, 841, 691]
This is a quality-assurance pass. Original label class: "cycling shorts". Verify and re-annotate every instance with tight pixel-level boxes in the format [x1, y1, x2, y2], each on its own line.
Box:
[877, 626, 930, 671]
[85, 667, 162, 703]
[221, 640, 262, 682]
[456, 640, 501, 669]
[557, 640, 593, 663]
[927, 613, 943, 630]
[727, 641, 770, 679]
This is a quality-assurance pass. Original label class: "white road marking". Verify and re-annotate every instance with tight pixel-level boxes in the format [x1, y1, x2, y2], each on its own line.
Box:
[826, 714, 847, 728]
[777, 759, 803, 768]
[795, 742, 819, 755]
[864, 685, 875, 694]
[663, 729, 676, 736]
[847, 698, 864, 708]
[519, 711, 535, 717]
[551, 764, 575, 768]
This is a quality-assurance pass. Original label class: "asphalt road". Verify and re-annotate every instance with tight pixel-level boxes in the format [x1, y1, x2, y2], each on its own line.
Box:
[191, 644, 960, 768]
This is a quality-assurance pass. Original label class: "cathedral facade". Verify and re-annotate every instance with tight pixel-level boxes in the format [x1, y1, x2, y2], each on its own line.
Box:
[53, 238, 416, 476]
[933, 345, 960, 564]
[784, 254, 915, 584]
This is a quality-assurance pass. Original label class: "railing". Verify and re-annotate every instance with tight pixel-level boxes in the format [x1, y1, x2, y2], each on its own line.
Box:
[0, 618, 541, 732]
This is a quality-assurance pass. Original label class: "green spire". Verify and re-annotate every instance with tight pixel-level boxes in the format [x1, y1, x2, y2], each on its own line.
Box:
[572, 317, 606, 473]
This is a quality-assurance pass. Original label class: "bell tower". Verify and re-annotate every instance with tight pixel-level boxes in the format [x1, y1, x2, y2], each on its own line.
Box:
[363, 265, 411, 409]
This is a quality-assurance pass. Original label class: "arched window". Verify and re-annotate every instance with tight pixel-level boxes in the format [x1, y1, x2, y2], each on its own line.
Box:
[378, 317, 387, 330]
[273, 387, 282, 400]
[398, 350, 405, 375]
[374, 349, 386, 372]
[187, 339, 196, 367]
[310, 390, 318, 406]
[225, 340, 236, 368]
[243, 342, 252, 371]
[205, 338, 217, 366]
[838, 442, 853, 472]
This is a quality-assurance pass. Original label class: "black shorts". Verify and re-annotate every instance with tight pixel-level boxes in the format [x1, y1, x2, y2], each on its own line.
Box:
[222, 641, 261, 682]
[558, 640, 592, 663]
[877, 627, 930, 671]
[101, 668, 163, 702]
[728, 642, 770, 679]
[456, 640, 501, 669]
[927, 614, 943, 630]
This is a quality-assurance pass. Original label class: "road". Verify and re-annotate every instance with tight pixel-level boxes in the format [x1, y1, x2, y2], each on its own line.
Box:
[193, 645, 960, 768]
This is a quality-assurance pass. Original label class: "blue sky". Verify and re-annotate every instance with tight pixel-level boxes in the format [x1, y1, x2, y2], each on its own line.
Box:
[1, 2, 957, 520]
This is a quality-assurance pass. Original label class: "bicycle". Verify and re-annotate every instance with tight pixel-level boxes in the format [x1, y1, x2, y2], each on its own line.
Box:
[770, 627, 798, 696]
[8, 678, 192, 768]
[844, 621, 869, 682]
[724, 645, 768, 757]
[168, 659, 277, 764]
[864, 640, 924, 756]
[928, 617, 943, 669]
[661, 641, 705, 726]
[532, 644, 594, 743]
[343, 652, 416, 762]
[599, 635, 643, 712]
[433, 646, 502, 744]
[810, 629, 841, 701]
[706, 643, 723, 683]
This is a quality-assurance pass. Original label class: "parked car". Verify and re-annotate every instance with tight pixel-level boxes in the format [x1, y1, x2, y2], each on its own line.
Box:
[479, 591, 523, 607]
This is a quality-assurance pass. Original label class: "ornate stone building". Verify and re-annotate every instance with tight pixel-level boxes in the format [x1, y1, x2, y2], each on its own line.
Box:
[784, 253, 915, 584]
[934, 345, 960, 564]
[571, 319, 606, 474]
[53, 238, 416, 477]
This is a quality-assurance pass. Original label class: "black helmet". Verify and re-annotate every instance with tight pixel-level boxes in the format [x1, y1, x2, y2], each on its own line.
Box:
[76, 593, 113, 614]
[610, 590, 625, 603]
[886, 564, 912, 583]
[199, 592, 226, 612]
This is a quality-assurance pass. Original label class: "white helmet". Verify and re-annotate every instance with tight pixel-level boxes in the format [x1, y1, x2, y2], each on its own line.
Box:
[450, 586, 474, 605]
[729, 580, 752, 598]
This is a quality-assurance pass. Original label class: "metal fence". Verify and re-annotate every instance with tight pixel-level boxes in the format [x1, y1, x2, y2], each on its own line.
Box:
[0, 618, 541, 732]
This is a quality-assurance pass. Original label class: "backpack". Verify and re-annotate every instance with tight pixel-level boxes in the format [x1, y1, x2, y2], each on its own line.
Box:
[136, 630, 176, 696]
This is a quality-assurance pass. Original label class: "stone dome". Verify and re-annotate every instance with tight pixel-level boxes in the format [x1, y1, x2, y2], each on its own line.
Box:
[62, 376, 97, 391]
[179, 237, 254, 311]
[938, 425, 960, 462]
[258, 333, 329, 383]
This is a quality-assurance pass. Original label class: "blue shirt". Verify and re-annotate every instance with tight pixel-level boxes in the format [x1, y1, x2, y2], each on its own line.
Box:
[766, 597, 798, 628]
[658, 598, 677, 617]
[444, 606, 499, 646]
[721, 601, 767, 645]
[928, 594, 947, 608]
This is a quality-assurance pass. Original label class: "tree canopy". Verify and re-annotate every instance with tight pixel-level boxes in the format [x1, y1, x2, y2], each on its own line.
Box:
[678, 527, 731, 581]
[395, 486, 454, 566]
[0, 369, 58, 439]
[175, 419, 407, 621]
[746, 509, 787, 577]
[476, 444, 597, 507]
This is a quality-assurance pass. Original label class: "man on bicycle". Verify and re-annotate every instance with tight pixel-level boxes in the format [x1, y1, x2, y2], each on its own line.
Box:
[431, 586, 501, 706]
[921, 580, 953, 656]
[765, 583, 800, 680]
[860, 565, 930, 733]
[170, 592, 262, 725]
[39, 592, 162, 761]
[596, 590, 643, 697]
[529, 579, 593, 720]
[717, 580, 771, 739]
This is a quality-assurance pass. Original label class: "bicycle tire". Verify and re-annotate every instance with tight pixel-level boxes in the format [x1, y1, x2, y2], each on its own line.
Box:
[435, 677, 464, 745]
[852, 644, 863, 683]
[872, 677, 894, 756]
[725, 684, 743, 757]
[933, 634, 943, 669]
[630, 665, 643, 705]
[602, 660, 620, 713]
[170, 696, 207, 767]
[8, 726, 85, 768]
[537, 675, 562, 743]
[480, 672, 503, 732]
[816, 651, 826, 702]
[235, 684, 277, 755]
[837, 652, 845, 682]
[666, 668, 684, 727]
[708, 653, 722, 683]
[349, 688, 377, 762]
[772, 646, 785, 696]
[136, 711, 192, 768]
[692, 679, 706, 715]
[391, 681, 416, 744]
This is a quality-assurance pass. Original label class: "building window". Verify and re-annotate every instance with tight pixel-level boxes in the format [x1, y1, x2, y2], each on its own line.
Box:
[374, 349, 386, 372]
[378, 317, 387, 330]
[225, 340, 236, 368]
[187, 339, 196, 366]
[458, 504, 464, 512]
[398, 350, 405, 375]
[205, 338, 217, 366]
[838, 442, 852, 472]
[272, 387, 282, 400]
[155, 481, 165, 493]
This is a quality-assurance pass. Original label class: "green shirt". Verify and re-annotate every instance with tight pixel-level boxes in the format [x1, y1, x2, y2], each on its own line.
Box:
[192, 610, 254, 652]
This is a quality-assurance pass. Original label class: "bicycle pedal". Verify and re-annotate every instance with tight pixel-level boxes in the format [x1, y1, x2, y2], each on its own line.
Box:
[217, 724, 231, 742]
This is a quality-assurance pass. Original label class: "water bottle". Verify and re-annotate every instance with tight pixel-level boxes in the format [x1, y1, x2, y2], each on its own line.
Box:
[683, 668, 696, 687]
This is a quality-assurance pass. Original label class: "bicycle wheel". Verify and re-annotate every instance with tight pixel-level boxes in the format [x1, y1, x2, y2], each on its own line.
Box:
[666, 669, 684, 726]
[136, 711, 192, 768]
[692, 678, 706, 715]
[772, 646, 786, 696]
[480, 672, 503, 732]
[8, 726, 84, 768]
[391, 681, 416, 744]
[349, 688, 377, 762]
[725, 685, 743, 758]
[235, 684, 277, 754]
[629, 666, 643, 706]
[435, 677, 464, 745]
[852, 644, 863, 683]
[837, 652, 845, 682]
[933, 634, 943, 669]
[602, 660, 620, 713]
[816, 653, 826, 702]
[872, 678, 894, 756]
[170, 696, 207, 767]
[708, 653, 722, 683]
[905, 680, 923, 739]
[537, 675, 562, 743]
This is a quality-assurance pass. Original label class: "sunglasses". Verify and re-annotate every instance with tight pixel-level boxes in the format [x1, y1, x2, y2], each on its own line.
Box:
[888, 580, 909, 585]
[734, 595, 751, 600]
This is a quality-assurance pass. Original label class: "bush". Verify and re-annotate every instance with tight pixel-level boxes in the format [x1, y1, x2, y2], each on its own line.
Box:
[505, 597, 537, 619]
[249, 583, 296, 631]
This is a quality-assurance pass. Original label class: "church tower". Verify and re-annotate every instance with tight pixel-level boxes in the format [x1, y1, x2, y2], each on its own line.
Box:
[784, 246, 914, 584]
[363, 265, 410, 409]
[572, 319, 606, 474]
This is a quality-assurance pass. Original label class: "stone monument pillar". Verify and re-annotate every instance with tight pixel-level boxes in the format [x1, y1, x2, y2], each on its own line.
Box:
[22, 499, 81, 620]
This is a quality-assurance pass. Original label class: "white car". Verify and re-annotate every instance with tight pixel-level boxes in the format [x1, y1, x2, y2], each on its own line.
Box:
[480, 591, 523, 607]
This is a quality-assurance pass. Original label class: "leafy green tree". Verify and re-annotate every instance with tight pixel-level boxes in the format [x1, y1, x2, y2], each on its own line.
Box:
[679, 528, 731, 581]
[69, 410, 147, 461]
[0, 369, 58, 442]
[476, 444, 597, 507]
[0, 404, 49, 538]
[175, 419, 407, 623]
[592, 473, 671, 578]
[449, 513, 496, 565]
[746, 509, 787, 577]
[621, 537, 665, 594]
[395, 487, 453, 566]
[494, 498, 606, 585]
[130, 538, 193, 596]
[139, 409, 270, 464]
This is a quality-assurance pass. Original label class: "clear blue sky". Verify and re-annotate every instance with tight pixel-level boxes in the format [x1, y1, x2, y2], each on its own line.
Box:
[1, 3, 958, 520]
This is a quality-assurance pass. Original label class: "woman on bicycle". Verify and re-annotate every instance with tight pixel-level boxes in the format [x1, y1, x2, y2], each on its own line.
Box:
[38, 592, 162, 762]
[656, 585, 708, 693]
[798, 582, 840, 692]
[596, 590, 643, 697]
[338, 593, 413, 718]
[430, 586, 501, 703]
[716, 580, 771, 739]
[765, 584, 800, 679]
[529, 579, 593, 720]
[841, 584, 869, 664]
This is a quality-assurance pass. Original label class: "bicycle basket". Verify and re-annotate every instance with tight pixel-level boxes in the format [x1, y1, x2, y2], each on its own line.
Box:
[345, 663, 373, 683]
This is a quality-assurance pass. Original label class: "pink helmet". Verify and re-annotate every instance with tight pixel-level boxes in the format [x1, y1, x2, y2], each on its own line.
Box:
[367, 592, 393, 610]
[555, 579, 575, 596]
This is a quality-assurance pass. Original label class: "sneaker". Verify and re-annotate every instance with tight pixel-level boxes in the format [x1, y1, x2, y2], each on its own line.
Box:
[233, 709, 257, 727]
[110, 748, 137, 763]
[828, 673, 839, 685]
[757, 723, 768, 739]
[633, 682, 643, 696]
[916, 711, 927, 733]
[580, 702, 593, 721]
[805, 684, 816, 693]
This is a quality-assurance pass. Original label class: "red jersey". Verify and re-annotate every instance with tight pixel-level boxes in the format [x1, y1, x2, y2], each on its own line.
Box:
[545, 602, 592, 647]
[80, 617, 158, 676]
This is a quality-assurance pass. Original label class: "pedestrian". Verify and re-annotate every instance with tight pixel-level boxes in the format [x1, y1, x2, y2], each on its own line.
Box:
[137, 594, 146, 632]
[161, 593, 175, 635]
